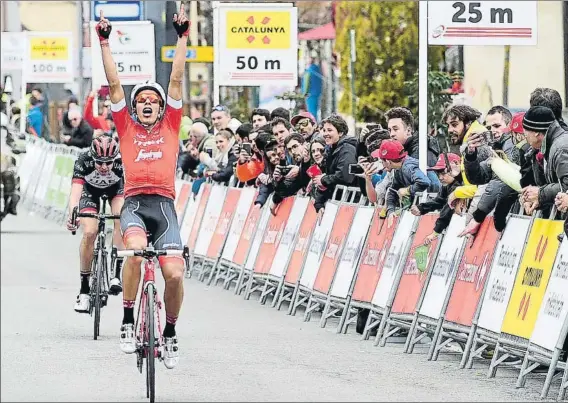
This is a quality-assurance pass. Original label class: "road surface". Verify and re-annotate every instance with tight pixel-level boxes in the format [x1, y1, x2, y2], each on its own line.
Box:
[0, 212, 557, 402]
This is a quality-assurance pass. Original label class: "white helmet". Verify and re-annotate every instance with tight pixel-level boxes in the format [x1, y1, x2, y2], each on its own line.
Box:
[130, 80, 166, 110]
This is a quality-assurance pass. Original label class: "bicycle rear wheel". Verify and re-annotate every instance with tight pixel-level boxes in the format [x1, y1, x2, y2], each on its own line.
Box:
[145, 283, 156, 402]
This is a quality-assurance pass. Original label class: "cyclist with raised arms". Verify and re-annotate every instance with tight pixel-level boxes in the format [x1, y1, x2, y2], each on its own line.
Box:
[67, 134, 125, 311]
[95, 8, 189, 369]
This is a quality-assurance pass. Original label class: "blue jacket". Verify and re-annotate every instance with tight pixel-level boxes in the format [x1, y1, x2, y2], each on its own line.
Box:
[386, 156, 431, 216]
[27, 106, 43, 137]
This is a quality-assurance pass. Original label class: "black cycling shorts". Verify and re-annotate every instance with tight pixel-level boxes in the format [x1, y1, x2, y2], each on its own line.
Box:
[79, 182, 124, 213]
[120, 194, 182, 251]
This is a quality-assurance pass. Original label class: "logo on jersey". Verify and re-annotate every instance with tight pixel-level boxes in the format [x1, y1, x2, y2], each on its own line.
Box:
[84, 170, 121, 188]
[134, 137, 165, 147]
[135, 149, 163, 162]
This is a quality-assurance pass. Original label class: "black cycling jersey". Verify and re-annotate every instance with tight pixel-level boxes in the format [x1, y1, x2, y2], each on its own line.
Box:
[72, 150, 123, 190]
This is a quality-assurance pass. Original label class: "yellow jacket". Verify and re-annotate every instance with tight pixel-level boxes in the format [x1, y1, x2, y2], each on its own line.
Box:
[454, 121, 486, 199]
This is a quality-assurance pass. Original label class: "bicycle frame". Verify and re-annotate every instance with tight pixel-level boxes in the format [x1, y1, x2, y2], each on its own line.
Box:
[137, 256, 164, 362]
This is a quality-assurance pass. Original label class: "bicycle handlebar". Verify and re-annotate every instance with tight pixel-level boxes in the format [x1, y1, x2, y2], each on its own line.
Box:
[116, 249, 186, 258]
[70, 206, 120, 236]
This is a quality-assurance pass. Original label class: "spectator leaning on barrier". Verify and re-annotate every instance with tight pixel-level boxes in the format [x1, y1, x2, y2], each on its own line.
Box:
[520, 106, 568, 216]
[211, 104, 231, 134]
[254, 138, 281, 209]
[200, 129, 237, 186]
[235, 130, 269, 185]
[410, 153, 465, 244]
[62, 107, 94, 148]
[305, 136, 327, 199]
[250, 108, 270, 130]
[313, 113, 358, 217]
[268, 133, 312, 214]
[385, 107, 441, 193]
[529, 87, 568, 130]
[62, 96, 79, 135]
[270, 107, 290, 122]
[461, 105, 524, 235]
[291, 111, 317, 142]
[378, 139, 431, 227]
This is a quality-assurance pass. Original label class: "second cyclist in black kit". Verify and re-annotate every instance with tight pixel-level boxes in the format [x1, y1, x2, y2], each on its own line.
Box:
[66, 134, 126, 313]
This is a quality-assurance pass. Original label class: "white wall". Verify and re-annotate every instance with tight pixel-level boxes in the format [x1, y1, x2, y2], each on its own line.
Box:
[463, 1, 566, 113]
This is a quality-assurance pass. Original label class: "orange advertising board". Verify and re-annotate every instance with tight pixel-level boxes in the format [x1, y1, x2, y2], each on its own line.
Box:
[445, 217, 499, 326]
[206, 188, 241, 259]
[174, 182, 191, 224]
[284, 200, 318, 284]
[313, 205, 358, 294]
[186, 184, 211, 250]
[253, 197, 295, 275]
[232, 202, 263, 266]
[351, 213, 398, 303]
[391, 214, 440, 314]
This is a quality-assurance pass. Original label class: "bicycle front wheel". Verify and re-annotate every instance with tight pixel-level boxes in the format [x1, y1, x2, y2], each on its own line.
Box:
[93, 254, 103, 340]
[145, 283, 156, 402]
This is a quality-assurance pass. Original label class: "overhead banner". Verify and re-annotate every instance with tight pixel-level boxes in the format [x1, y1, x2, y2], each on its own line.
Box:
[351, 214, 398, 303]
[24, 32, 74, 83]
[427, 1, 538, 46]
[477, 215, 531, 333]
[531, 237, 568, 351]
[299, 203, 339, 290]
[501, 219, 563, 339]
[419, 215, 467, 320]
[90, 21, 156, 87]
[391, 214, 440, 315]
[216, 3, 298, 86]
[445, 217, 499, 326]
[372, 212, 417, 309]
[269, 196, 310, 278]
[330, 207, 376, 299]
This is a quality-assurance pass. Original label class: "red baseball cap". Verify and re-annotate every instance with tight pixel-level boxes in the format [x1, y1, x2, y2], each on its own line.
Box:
[377, 140, 407, 161]
[429, 152, 461, 171]
[509, 112, 525, 134]
[291, 111, 316, 126]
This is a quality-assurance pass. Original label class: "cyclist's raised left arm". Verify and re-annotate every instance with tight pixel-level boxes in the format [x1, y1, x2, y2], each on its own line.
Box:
[167, 9, 190, 103]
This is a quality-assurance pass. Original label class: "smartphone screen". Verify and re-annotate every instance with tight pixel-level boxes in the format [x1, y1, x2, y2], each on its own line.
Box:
[348, 164, 365, 175]
[206, 148, 213, 158]
[242, 143, 252, 154]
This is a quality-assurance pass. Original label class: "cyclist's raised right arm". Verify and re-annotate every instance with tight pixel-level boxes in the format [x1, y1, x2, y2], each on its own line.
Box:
[96, 11, 125, 104]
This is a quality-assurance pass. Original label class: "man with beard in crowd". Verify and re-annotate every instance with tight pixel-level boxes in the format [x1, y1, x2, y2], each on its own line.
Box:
[291, 111, 317, 142]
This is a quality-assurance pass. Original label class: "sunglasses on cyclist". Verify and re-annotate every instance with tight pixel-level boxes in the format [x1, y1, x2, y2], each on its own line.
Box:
[135, 94, 161, 105]
[94, 160, 113, 167]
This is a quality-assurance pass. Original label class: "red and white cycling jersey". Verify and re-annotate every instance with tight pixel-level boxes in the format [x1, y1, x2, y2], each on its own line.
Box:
[111, 96, 182, 200]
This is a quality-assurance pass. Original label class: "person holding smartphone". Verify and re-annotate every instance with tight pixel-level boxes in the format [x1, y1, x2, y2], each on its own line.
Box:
[199, 129, 238, 186]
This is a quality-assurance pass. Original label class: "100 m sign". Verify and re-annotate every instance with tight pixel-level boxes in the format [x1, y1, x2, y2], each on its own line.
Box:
[32, 63, 67, 73]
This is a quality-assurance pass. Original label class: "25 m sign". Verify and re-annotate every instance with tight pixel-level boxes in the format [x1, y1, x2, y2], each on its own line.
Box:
[427, 1, 538, 46]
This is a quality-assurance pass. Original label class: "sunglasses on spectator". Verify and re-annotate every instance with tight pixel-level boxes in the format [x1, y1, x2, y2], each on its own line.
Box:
[212, 105, 229, 112]
[135, 94, 161, 104]
[295, 119, 311, 130]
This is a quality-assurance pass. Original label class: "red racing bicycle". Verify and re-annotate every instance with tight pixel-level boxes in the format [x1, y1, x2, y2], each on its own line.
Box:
[111, 245, 190, 402]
